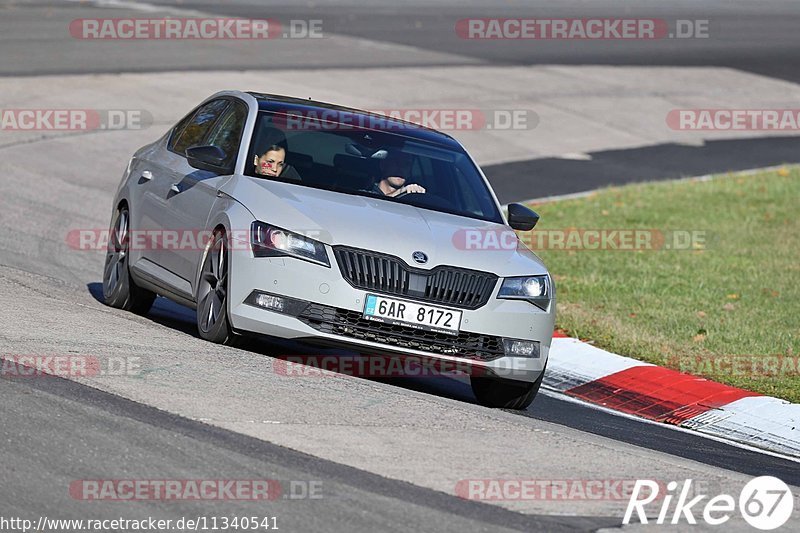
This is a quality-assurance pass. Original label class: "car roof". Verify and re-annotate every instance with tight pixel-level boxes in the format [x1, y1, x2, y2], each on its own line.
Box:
[247, 92, 463, 149]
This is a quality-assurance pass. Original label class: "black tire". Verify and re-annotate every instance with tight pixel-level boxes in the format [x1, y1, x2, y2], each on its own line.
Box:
[102, 205, 156, 315]
[470, 363, 546, 409]
[196, 228, 237, 345]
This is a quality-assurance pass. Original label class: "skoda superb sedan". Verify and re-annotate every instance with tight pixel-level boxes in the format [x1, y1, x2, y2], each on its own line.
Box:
[103, 91, 555, 409]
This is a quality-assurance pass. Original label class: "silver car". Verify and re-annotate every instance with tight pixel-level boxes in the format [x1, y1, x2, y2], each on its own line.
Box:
[103, 91, 554, 409]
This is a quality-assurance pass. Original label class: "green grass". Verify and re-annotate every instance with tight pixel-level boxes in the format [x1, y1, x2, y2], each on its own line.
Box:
[528, 167, 800, 402]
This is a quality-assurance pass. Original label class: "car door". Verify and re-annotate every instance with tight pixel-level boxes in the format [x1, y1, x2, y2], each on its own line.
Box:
[157, 98, 249, 295]
[135, 98, 231, 297]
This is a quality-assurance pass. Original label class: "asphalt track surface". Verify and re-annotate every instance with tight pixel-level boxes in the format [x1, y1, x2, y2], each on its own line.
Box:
[8, 0, 800, 81]
[2, 1, 800, 531]
[1, 364, 613, 532]
[4, 0, 800, 200]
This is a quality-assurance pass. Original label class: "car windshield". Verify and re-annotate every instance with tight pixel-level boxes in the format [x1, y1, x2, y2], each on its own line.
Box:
[247, 110, 503, 223]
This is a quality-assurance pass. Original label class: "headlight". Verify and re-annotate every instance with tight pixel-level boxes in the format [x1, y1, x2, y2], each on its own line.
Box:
[250, 221, 330, 267]
[497, 275, 551, 310]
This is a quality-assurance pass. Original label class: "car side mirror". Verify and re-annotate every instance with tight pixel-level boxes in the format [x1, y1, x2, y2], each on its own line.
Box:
[507, 203, 540, 231]
[186, 145, 229, 173]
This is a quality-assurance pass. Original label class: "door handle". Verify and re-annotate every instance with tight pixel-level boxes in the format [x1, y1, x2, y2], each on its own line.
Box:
[141, 170, 153, 181]
[170, 183, 181, 194]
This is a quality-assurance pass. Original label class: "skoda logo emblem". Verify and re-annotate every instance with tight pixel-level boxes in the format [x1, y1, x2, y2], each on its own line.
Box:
[412, 251, 428, 264]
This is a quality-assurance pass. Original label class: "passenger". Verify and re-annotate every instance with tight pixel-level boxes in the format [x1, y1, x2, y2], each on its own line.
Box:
[254, 144, 303, 181]
[370, 151, 426, 197]
[254, 144, 286, 177]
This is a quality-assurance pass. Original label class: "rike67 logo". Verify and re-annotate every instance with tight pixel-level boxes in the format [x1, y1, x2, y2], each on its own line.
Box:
[624, 477, 795, 529]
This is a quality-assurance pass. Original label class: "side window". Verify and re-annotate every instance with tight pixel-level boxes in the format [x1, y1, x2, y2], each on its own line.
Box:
[170, 99, 230, 156]
[167, 112, 193, 151]
[205, 101, 248, 169]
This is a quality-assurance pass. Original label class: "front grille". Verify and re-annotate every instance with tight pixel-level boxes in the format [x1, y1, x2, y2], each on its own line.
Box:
[333, 246, 497, 310]
[297, 303, 505, 362]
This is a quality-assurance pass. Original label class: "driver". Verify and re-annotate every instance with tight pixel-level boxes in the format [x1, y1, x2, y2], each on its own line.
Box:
[371, 151, 426, 197]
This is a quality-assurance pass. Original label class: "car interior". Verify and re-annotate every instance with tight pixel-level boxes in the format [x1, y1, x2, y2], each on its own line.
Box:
[245, 112, 501, 222]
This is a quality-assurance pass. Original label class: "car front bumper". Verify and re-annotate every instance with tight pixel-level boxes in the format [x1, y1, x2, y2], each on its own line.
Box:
[227, 239, 554, 383]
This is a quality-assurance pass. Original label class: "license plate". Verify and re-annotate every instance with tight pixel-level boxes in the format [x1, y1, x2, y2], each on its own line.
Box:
[363, 294, 462, 335]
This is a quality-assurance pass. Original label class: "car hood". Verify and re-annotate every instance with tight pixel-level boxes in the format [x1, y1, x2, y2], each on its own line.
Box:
[221, 177, 548, 277]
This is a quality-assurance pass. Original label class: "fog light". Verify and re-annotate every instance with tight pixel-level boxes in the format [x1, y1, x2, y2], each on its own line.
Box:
[244, 291, 309, 316]
[502, 339, 540, 358]
[255, 294, 285, 312]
